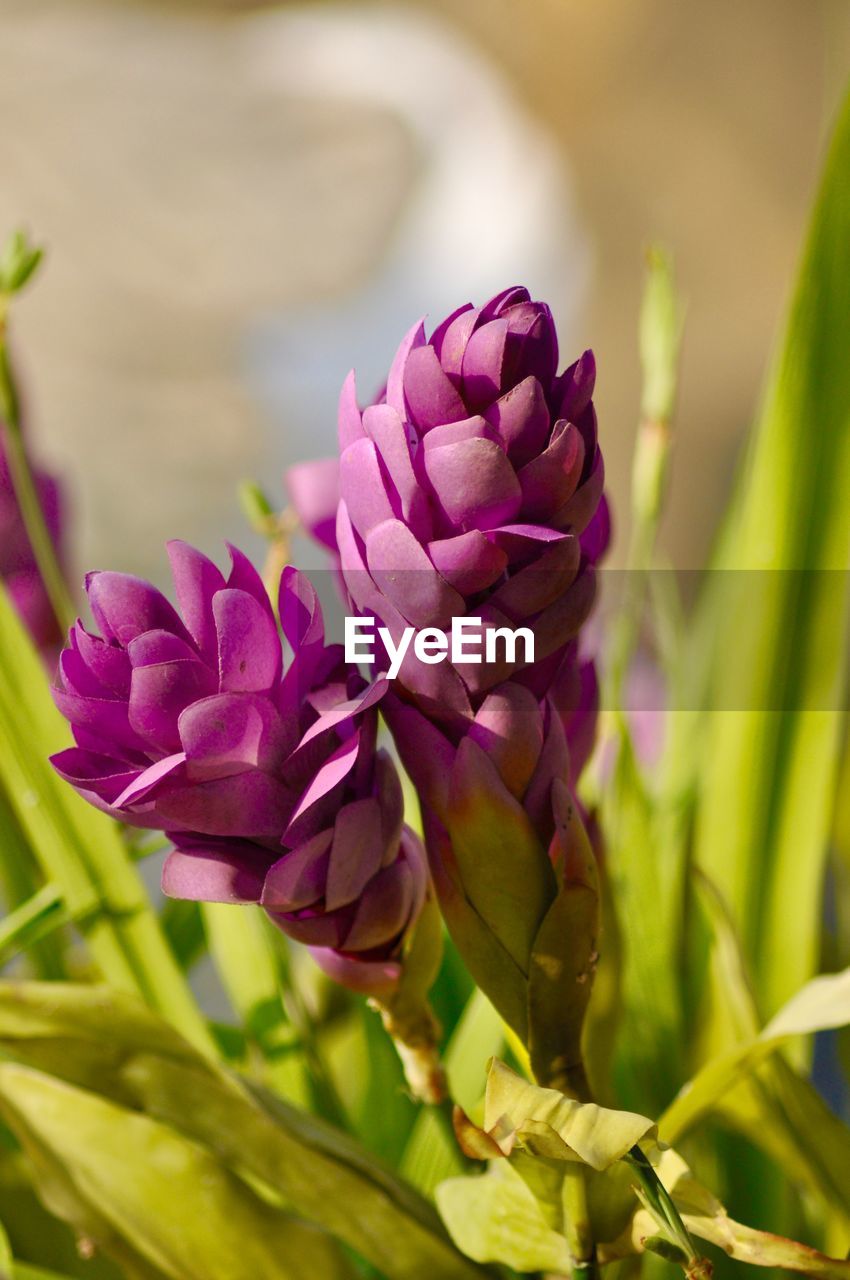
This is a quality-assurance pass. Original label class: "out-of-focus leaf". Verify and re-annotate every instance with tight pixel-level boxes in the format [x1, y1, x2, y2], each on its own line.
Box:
[14, 1266, 79, 1280]
[719, 1059, 850, 1229]
[692, 85, 850, 1019]
[0, 1064, 355, 1280]
[0, 587, 211, 1053]
[478, 1060, 655, 1170]
[0, 1214, 12, 1278]
[0, 790, 64, 980]
[0, 887, 66, 968]
[602, 735, 684, 1114]
[436, 1162, 571, 1274]
[201, 904, 310, 1107]
[0, 982, 490, 1280]
[14, 1265, 79, 1280]
[401, 989, 504, 1195]
[157, 899, 204, 972]
[660, 965, 850, 1142]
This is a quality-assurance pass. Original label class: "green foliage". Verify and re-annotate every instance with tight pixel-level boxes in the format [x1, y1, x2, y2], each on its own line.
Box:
[0, 982, 488, 1280]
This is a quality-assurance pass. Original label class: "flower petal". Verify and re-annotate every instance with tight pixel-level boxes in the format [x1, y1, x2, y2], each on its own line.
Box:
[166, 541, 225, 665]
[162, 841, 268, 903]
[214, 588, 281, 693]
[402, 344, 467, 431]
[86, 571, 189, 648]
[423, 438, 522, 532]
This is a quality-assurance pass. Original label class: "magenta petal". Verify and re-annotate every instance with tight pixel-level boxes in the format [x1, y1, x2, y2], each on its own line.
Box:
[179, 693, 294, 781]
[432, 306, 479, 380]
[286, 731, 361, 837]
[481, 286, 529, 319]
[338, 370, 365, 450]
[286, 458, 340, 552]
[402, 344, 467, 431]
[556, 349, 596, 422]
[345, 862, 414, 951]
[114, 753, 188, 807]
[306, 946, 401, 996]
[523, 704, 570, 838]
[214, 588, 281, 693]
[166, 541, 225, 665]
[72, 624, 131, 696]
[128, 658, 217, 753]
[381, 695, 455, 822]
[375, 749, 404, 863]
[423, 438, 522, 531]
[462, 318, 508, 408]
[86, 572, 189, 648]
[59, 645, 109, 698]
[225, 544, 273, 612]
[262, 829, 333, 910]
[489, 535, 580, 620]
[128, 629, 200, 668]
[581, 492, 611, 563]
[518, 421, 585, 522]
[554, 449, 605, 535]
[468, 684, 543, 800]
[361, 405, 431, 535]
[50, 747, 142, 805]
[51, 686, 144, 753]
[484, 523, 568, 562]
[296, 676, 386, 752]
[162, 843, 268, 904]
[278, 566, 324, 655]
[339, 439, 396, 536]
[152, 770, 294, 838]
[325, 797, 385, 911]
[427, 530, 507, 595]
[420, 414, 493, 453]
[386, 319, 426, 419]
[365, 518, 463, 629]
[485, 376, 551, 465]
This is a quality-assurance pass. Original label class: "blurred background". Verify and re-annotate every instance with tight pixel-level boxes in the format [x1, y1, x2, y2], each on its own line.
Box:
[2, 0, 849, 584]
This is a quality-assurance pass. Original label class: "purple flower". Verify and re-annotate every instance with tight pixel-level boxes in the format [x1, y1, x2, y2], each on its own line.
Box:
[331, 286, 603, 715]
[0, 429, 64, 653]
[50, 543, 428, 995]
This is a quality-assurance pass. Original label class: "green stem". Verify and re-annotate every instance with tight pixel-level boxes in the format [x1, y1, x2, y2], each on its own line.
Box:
[562, 1165, 600, 1278]
[0, 304, 75, 633]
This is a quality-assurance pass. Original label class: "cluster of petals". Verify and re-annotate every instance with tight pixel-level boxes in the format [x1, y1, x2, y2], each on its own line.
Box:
[50, 543, 427, 993]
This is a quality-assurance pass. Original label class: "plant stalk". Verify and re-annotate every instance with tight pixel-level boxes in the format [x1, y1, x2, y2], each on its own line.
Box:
[0, 299, 75, 634]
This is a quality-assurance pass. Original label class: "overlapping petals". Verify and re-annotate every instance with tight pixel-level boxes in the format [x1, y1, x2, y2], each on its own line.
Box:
[332, 287, 605, 716]
[50, 543, 427, 994]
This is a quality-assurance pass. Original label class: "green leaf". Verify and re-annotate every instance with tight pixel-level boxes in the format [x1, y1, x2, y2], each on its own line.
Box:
[0, 586, 211, 1053]
[0, 982, 490, 1280]
[401, 989, 504, 1195]
[660, 964, 850, 1143]
[0, 886, 66, 968]
[481, 1060, 655, 1171]
[634, 1148, 850, 1278]
[0, 1213, 12, 1279]
[692, 83, 850, 1018]
[201, 904, 311, 1108]
[0, 1064, 355, 1280]
[436, 1162, 571, 1274]
[718, 1059, 850, 1229]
